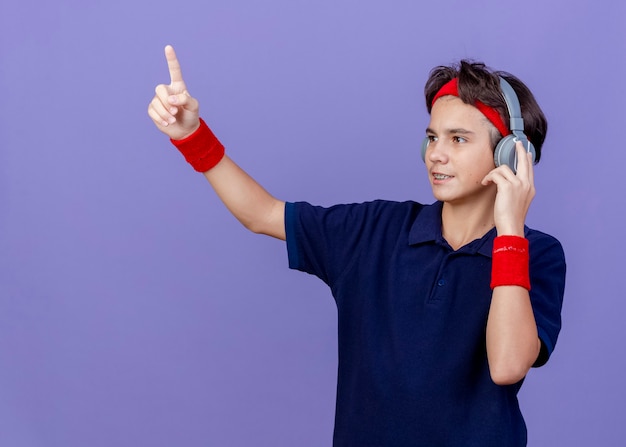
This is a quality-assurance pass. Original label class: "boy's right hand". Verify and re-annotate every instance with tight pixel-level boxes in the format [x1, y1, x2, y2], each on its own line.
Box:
[148, 45, 201, 140]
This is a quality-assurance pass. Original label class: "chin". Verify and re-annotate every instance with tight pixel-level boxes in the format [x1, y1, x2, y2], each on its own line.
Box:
[434, 189, 496, 208]
[430, 187, 458, 203]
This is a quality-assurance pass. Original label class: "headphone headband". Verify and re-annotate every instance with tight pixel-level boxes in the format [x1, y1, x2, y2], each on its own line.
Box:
[498, 77, 525, 136]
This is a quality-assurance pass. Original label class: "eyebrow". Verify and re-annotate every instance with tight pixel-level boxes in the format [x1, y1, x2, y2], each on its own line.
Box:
[425, 127, 476, 135]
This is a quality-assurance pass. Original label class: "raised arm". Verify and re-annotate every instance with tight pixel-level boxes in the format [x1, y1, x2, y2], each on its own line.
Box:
[148, 45, 285, 240]
[482, 142, 541, 385]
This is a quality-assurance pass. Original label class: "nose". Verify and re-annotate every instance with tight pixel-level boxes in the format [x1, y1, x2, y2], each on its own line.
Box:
[426, 139, 449, 164]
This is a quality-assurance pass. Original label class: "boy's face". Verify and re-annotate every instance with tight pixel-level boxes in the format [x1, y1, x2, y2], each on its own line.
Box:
[425, 96, 498, 207]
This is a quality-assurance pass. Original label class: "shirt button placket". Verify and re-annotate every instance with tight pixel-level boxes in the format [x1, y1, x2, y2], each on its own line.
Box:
[429, 256, 449, 302]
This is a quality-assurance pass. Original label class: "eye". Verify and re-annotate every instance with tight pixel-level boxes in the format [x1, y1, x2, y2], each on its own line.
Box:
[427, 135, 438, 143]
[452, 136, 467, 143]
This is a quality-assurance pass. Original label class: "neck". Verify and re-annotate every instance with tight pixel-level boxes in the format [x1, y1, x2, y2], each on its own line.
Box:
[441, 200, 495, 250]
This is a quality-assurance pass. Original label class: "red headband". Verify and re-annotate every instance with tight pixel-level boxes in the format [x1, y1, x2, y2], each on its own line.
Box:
[431, 78, 510, 138]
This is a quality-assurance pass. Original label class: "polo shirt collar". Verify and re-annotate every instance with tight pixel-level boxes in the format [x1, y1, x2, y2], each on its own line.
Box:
[408, 201, 496, 257]
[408, 201, 443, 246]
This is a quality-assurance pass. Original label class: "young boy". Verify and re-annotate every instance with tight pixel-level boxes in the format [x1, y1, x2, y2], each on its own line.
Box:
[148, 45, 565, 447]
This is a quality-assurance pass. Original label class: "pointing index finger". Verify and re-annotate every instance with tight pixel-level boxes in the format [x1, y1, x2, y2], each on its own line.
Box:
[164, 45, 185, 86]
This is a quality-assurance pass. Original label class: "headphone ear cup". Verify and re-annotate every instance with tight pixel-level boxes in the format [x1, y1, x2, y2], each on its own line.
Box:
[494, 135, 517, 171]
[494, 135, 537, 173]
[421, 137, 430, 162]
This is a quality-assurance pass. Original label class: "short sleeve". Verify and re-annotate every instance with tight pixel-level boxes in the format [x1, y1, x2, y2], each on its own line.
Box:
[527, 230, 566, 367]
[285, 201, 372, 286]
[285, 200, 415, 288]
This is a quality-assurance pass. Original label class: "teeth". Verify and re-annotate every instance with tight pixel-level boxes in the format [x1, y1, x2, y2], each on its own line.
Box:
[433, 174, 450, 180]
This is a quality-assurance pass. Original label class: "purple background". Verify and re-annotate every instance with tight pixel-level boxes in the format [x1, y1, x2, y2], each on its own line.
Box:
[1, 1, 624, 445]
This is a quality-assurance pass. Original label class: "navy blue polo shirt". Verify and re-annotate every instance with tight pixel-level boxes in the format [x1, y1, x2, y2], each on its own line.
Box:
[285, 200, 565, 447]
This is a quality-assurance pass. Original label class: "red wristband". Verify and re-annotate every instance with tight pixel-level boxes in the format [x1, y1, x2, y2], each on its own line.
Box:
[490, 235, 531, 290]
[170, 118, 225, 172]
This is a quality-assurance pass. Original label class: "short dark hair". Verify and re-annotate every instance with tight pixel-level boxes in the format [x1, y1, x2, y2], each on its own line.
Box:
[424, 60, 548, 162]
